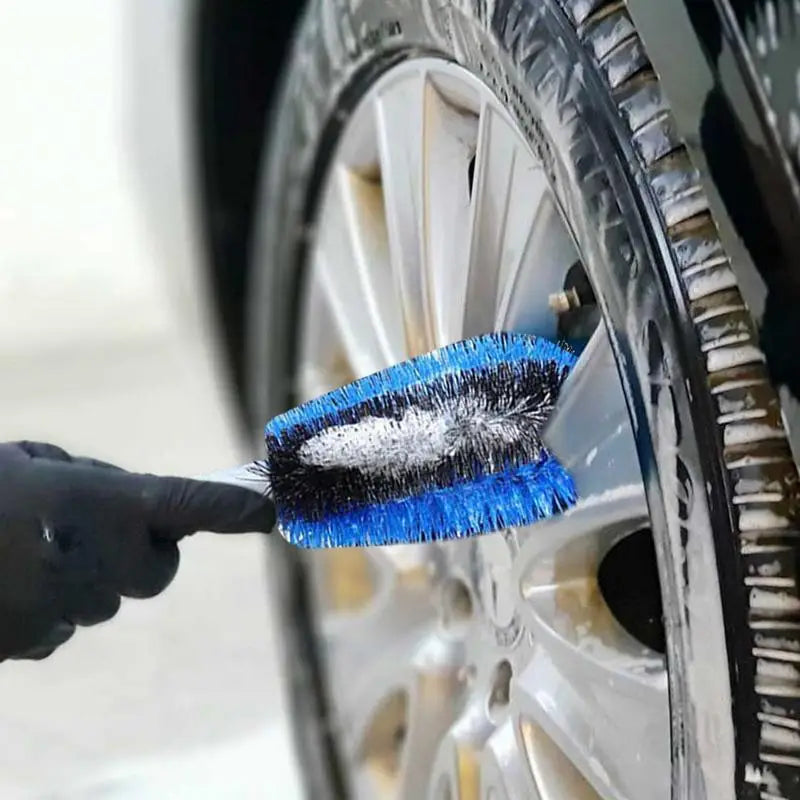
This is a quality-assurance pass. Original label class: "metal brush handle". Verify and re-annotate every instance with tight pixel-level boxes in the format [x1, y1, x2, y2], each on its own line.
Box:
[200, 462, 271, 496]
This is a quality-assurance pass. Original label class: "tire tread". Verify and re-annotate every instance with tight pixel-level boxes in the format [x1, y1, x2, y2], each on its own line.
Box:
[580, 3, 800, 794]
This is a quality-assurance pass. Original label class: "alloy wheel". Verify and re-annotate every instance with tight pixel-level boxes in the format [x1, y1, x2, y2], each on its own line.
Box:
[297, 58, 669, 800]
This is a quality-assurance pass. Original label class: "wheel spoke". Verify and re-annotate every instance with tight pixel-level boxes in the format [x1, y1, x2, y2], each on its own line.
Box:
[374, 69, 435, 355]
[320, 594, 437, 757]
[344, 628, 466, 799]
[311, 546, 442, 762]
[497, 189, 579, 339]
[427, 700, 497, 800]
[513, 644, 669, 800]
[480, 719, 545, 798]
[512, 485, 667, 800]
[335, 166, 405, 365]
[513, 483, 648, 566]
[314, 544, 436, 640]
[416, 77, 478, 347]
[518, 717, 602, 799]
[298, 266, 356, 398]
[314, 165, 403, 376]
[462, 104, 520, 337]
[512, 485, 650, 685]
[543, 324, 643, 498]
[515, 521, 658, 688]
[397, 642, 469, 799]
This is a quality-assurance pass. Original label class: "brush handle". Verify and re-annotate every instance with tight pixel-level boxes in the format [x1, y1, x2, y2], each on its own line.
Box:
[199, 463, 271, 496]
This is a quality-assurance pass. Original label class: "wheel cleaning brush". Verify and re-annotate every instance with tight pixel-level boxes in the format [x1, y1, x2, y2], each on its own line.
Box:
[207, 333, 577, 548]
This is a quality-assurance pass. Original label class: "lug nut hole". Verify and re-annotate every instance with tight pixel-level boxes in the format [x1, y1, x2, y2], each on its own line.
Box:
[441, 577, 473, 627]
[488, 659, 513, 718]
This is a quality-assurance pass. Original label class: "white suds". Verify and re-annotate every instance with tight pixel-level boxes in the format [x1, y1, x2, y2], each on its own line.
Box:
[298, 395, 549, 473]
[299, 407, 451, 470]
[751, 588, 800, 613]
[560, 483, 644, 515]
[724, 422, 783, 446]
[758, 560, 784, 578]
[707, 345, 765, 372]
[757, 658, 800, 683]
[687, 267, 737, 300]
[762, 722, 800, 752]
[739, 509, 791, 531]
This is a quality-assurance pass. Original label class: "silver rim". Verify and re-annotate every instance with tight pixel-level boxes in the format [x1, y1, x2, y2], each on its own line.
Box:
[298, 59, 670, 800]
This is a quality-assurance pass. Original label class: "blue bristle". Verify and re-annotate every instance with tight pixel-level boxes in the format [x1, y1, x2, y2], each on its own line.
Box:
[264, 333, 579, 548]
[282, 454, 576, 548]
[266, 333, 576, 440]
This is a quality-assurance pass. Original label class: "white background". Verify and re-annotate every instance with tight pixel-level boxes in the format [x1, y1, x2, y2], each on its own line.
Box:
[0, 1, 301, 796]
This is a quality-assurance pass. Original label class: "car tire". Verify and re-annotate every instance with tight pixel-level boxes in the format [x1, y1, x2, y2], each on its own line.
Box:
[247, 1, 800, 798]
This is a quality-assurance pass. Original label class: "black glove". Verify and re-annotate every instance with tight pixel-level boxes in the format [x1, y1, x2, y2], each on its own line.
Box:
[0, 441, 275, 661]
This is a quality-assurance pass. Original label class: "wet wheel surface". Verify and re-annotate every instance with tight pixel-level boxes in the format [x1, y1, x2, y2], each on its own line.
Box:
[248, 2, 800, 798]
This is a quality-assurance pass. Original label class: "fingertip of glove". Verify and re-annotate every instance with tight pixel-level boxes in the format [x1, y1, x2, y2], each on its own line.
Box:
[148, 477, 276, 535]
[236, 494, 277, 534]
[12, 620, 76, 661]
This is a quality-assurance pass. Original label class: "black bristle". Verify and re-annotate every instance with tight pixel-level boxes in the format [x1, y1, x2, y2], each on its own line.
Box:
[266, 358, 569, 522]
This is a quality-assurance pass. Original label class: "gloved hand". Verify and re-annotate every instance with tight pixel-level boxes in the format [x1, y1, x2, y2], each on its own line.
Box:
[0, 441, 275, 661]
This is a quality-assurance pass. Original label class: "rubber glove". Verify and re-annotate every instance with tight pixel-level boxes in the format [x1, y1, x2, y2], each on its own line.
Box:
[0, 441, 274, 661]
